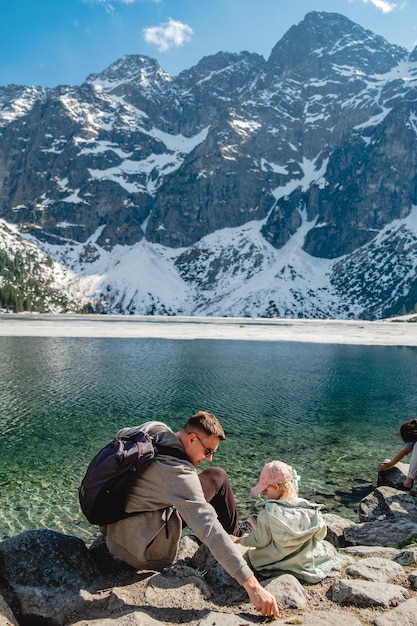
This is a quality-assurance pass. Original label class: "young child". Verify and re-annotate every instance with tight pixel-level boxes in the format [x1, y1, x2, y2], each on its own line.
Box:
[235, 460, 340, 583]
[379, 418, 417, 490]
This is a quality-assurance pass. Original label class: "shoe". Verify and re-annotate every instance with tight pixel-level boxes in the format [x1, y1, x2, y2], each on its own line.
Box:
[238, 514, 258, 536]
[400, 484, 413, 491]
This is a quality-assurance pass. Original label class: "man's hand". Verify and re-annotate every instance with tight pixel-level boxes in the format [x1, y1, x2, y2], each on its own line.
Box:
[243, 575, 279, 617]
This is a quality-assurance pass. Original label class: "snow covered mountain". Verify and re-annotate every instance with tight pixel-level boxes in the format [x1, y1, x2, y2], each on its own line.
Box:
[1, 11, 417, 319]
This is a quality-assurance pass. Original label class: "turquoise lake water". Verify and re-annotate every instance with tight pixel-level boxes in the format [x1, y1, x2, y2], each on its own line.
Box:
[0, 336, 416, 543]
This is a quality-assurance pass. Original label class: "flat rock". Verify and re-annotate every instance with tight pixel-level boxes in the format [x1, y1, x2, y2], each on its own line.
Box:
[262, 610, 364, 625]
[345, 557, 405, 582]
[199, 613, 256, 626]
[144, 564, 211, 609]
[344, 518, 417, 546]
[331, 578, 407, 607]
[372, 596, 417, 625]
[70, 612, 162, 626]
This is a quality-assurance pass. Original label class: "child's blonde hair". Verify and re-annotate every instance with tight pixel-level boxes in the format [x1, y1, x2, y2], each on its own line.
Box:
[277, 480, 298, 500]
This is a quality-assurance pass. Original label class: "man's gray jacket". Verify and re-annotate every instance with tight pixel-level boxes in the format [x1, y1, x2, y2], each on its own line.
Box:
[105, 421, 253, 585]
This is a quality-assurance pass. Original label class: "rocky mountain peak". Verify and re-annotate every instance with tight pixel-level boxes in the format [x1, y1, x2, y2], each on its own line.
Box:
[85, 54, 172, 92]
[268, 11, 406, 78]
[0, 84, 46, 127]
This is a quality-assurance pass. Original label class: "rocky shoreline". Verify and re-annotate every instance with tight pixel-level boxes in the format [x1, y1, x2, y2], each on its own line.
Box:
[1, 464, 417, 626]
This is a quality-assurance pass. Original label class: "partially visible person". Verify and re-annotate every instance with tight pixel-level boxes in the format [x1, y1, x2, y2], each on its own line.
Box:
[379, 418, 417, 490]
[235, 460, 340, 584]
[105, 411, 279, 618]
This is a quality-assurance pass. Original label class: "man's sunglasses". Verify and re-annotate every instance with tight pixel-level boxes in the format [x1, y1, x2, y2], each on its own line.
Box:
[189, 432, 217, 457]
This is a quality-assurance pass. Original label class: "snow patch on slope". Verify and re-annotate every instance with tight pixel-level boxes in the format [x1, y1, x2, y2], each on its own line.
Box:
[8, 202, 417, 319]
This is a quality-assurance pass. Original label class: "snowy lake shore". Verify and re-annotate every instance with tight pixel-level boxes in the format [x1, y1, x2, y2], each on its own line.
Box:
[0, 313, 416, 345]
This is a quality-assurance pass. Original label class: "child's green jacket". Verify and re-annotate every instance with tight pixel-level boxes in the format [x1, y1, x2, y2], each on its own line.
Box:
[240, 496, 340, 583]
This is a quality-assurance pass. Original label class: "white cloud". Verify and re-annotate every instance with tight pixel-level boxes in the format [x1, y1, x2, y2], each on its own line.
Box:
[355, 0, 407, 12]
[143, 18, 193, 52]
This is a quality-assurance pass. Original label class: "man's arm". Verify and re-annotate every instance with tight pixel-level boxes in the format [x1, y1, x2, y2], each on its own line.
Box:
[243, 576, 279, 617]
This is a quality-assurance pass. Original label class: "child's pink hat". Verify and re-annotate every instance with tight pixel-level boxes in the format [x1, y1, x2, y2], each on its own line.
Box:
[251, 460, 293, 495]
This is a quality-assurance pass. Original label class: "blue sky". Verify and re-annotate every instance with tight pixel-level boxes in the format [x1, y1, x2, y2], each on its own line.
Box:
[1, 0, 416, 88]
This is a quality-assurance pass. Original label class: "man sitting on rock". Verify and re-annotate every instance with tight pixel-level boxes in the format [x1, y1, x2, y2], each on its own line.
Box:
[104, 410, 279, 618]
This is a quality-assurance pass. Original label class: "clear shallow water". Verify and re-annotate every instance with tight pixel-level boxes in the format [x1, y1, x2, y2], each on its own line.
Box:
[1, 336, 416, 543]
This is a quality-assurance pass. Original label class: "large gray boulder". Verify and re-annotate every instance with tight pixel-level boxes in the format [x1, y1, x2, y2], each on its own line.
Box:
[0, 529, 101, 626]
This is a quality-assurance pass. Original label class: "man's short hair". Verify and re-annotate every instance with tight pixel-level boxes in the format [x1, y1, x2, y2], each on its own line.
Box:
[184, 411, 226, 440]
